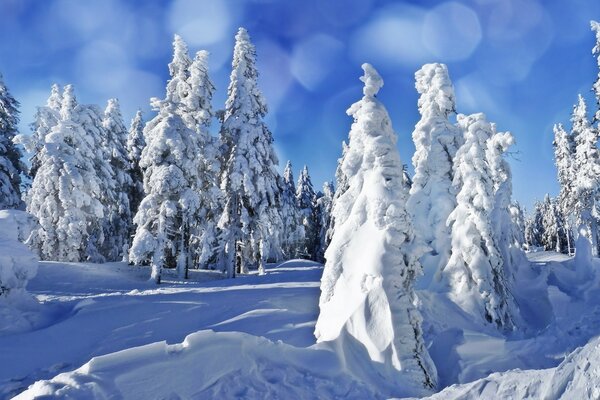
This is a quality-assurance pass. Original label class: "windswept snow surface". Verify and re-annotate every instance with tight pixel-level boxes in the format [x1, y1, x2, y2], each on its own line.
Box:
[5, 252, 600, 398]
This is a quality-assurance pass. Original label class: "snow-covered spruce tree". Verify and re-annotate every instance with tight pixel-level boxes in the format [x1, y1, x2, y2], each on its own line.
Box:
[406, 63, 463, 285]
[314, 181, 334, 263]
[296, 165, 318, 259]
[539, 194, 563, 252]
[316, 64, 436, 394]
[591, 20, 600, 123]
[129, 96, 201, 283]
[485, 128, 527, 277]
[553, 123, 575, 253]
[571, 95, 600, 256]
[280, 161, 305, 259]
[325, 140, 349, 249]
[509, 202, 527, 250]
[127, 110, 146, 220]
[525, 201, 544, 250]
[27, 85, 105, 262]
[442, 113, 516, 330]
[218, 27, 281, 277]
[0, 74, 26, 210]
[101, 99, 133, 261]
[19, 84, 62, 180]
[183, 49, 223, 269]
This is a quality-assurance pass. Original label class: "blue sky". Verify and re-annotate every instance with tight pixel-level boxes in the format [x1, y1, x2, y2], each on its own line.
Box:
[0, 0, 598, 211]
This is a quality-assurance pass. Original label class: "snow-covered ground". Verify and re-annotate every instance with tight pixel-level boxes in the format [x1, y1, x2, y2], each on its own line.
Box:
[4, 252, 600, 399]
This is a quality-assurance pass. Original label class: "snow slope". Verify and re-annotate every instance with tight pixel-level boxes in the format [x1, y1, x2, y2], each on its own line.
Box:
[5, 251, 600, 398]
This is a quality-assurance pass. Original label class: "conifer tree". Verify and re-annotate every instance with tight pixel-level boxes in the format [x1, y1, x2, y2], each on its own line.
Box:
[280, 161, 304, 259]
[553, 123, 575, 253]
[296, 165, 317, 259]
[325, 141, 349, 248]
[406, 63, 463, 283]
[314, 181, 334, 263]
[0, 74, 26, 209]
[571, 95, 600, 255]
[102, 99, 133, 261]
[442, 113, 516, 330]
[19, 84, 62, 180]
[591, 20, 600, 123]
[218, 28, 281, 277]
[129, 38, 206, 282]
[127, 110, 146, 219]
[27, 85, 106, 262]
[316, 64, 436, 392]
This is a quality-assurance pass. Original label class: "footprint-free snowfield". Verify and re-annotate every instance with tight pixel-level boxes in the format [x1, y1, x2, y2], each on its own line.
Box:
[4, 253, 600, 399]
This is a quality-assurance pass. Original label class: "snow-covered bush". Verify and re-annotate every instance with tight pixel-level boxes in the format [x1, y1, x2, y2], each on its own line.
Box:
[0, 210, 38, 295]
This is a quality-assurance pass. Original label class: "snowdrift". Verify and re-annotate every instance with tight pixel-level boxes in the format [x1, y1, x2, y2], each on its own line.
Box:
[15, 330, 377, 400]
[0, 210, 40, 335]
[421, 335, 600, 400]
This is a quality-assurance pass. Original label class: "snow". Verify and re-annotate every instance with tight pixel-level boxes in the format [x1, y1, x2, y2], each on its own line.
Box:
[4, 251, 600, 398]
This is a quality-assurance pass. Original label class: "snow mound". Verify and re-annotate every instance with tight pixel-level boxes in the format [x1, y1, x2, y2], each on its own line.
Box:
[421, 335, 600, 400]
[0, 210, 40, 335]
[15, 330, 377, 399]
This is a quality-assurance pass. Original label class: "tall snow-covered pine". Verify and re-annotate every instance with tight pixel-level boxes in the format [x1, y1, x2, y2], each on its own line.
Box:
[316, 64, 436, 395]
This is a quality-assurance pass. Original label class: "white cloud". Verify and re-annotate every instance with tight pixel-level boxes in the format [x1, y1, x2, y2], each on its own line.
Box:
[168, 0, 234, 47]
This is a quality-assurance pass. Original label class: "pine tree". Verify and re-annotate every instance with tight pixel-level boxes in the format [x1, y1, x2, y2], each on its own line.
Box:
[183, 48, 222, 270]
[127, 110, 146, 219]
[571, 95, 600, 255]
[102, 99, 133, 261]
[442, 113, 516, 330]
[525, 201, 544, 250]
[280, 161, 304, 259]
[316, 64, 436, 392]
[486, 129, 526, 278]
[128, 97, 201, 283]
[314, 181, 334, 263]
[406, 63, 463, 283]
[27, 85, 106, 262]
[19, 84, 62, 180]
[553, 123, 575, 253]
[218, 27, 281, 277]
[325, 141, 349, 248]
[296, 165, 317, 259]
[509, 202, 527, 250]
[0, 74, 25, 210]
[591, 20, 600, 123]
[540, 194, 562, 252]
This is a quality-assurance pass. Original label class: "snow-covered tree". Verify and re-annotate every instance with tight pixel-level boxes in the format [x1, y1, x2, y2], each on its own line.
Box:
[509, 202, 527, 250]
[218, 27, 281, 277]
[525, 202, 544, 250]
[19, 84, 62, 180]
[553, 123, 575, 252]
[184, 50, 215, 130]
[280, 161, 304, 259]
[127, 110, 146, 219]
[539, 194, 563, 252]
[0, 74, 26, 210]
[296, 165, 317, 259]
[27, 85, 105, 262]
[101, 99, 133, 261]
[571, 95, 600, 255]
[314, 181, 334, 263]
[406, 63, 463, 284]
[129, 97, 201, 283]
[325, 141, 349, 249]
[442, 113, 516, 330]
[486, 129, 527, 278]
[591, 20, 600, 123]
[316, 64, 436, 393]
